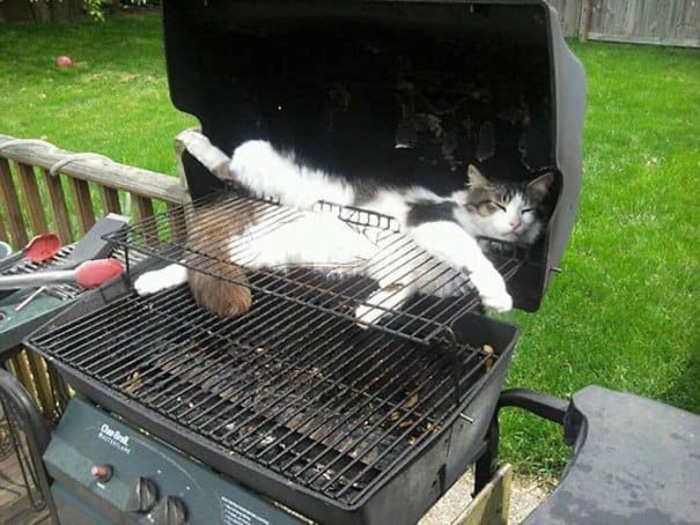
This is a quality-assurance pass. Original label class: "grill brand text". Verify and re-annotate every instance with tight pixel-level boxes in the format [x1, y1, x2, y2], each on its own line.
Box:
[98, 423, 132, 455]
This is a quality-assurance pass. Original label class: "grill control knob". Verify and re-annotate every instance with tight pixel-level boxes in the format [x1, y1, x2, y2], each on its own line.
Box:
[90, 464, 113, 482]
[126, 476, 158, 514]
[153, 495, 188, 525]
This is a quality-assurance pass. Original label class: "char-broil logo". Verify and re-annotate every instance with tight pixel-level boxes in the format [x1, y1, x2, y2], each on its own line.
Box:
[98, 423, 132, 455]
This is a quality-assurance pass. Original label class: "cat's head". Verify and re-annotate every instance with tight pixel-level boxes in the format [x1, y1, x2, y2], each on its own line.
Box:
[465, 165, 554, 244]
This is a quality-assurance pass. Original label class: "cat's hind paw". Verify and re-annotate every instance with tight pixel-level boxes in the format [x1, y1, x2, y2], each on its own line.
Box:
[354, 284, 412, 329]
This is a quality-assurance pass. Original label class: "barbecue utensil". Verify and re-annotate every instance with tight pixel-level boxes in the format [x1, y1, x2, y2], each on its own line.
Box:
[0, 259, 124, 290]
[0, 233, 61, 273]
[0, 214, 129, 302]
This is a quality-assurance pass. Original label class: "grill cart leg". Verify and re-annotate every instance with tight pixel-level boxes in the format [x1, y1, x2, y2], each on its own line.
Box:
[455, 464, 513, 525]
[0, 369, 59, 524]
[473, 415, 500, 496]
[463, 389, 568, 524]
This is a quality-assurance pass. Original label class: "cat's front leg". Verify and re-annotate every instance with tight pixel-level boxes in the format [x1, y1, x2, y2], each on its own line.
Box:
[407, 221, 512, 313]
[462, 262, 513, 312]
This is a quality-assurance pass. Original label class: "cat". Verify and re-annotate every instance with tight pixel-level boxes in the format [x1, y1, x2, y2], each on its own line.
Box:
[134, 139, 553, 325]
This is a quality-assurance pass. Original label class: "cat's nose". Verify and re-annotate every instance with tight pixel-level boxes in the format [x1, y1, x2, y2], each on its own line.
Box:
[509, 218, 521, 230]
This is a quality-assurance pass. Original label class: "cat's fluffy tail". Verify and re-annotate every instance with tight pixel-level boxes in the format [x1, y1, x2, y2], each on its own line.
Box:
[230, 140, 355, 209]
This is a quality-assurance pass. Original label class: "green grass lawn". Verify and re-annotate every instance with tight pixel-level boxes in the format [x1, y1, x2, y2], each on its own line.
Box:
[1, 13, 698, 482]
[0, 13, 197, 173]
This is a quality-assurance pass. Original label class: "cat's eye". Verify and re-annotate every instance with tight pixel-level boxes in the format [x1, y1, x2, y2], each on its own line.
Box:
[521, 207, 534, 215]
[487, 201, 506, 212]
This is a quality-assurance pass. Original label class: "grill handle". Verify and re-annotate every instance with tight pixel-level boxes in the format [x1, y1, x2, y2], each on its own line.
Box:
[497, 388, 569, 425]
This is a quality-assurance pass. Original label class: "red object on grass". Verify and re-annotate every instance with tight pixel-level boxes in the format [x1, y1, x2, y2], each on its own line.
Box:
[56, 55, 73, 68]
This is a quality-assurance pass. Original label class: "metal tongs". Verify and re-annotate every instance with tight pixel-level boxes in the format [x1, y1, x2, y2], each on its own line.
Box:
[0, 214, 129, 306]
[0, 233, 61, 273]
[0, 258, 124, 290]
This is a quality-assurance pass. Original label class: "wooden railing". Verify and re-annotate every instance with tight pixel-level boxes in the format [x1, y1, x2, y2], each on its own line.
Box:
[0, 133, 187, 421]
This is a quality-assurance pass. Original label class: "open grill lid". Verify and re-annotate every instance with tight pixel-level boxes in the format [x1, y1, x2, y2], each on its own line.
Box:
[161, 0, 585, 311]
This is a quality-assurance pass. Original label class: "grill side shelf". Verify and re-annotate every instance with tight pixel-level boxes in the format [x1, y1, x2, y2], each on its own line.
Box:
[105, 192, 530, 346]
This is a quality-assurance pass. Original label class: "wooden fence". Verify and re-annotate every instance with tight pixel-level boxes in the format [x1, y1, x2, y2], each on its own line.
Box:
[547, 0, 699, 47]
[0, 133, 187, 420]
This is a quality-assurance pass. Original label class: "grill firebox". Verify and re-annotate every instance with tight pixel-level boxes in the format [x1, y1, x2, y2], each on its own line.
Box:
[27, 269, 517, 523]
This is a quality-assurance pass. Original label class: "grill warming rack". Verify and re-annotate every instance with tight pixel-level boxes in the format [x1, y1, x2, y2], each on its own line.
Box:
[106, 190, 531, 346]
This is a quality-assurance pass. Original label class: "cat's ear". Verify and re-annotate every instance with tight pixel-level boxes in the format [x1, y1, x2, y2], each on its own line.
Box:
[467, 164, 491, 188]
[527, 171, 554, 200]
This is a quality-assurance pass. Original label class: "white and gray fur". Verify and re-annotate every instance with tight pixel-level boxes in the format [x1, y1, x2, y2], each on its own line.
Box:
[135, 140, 553, 325]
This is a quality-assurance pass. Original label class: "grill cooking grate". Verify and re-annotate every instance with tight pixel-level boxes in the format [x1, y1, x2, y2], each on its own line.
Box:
[108, 191, 530, 345]
[30, 283, 496, 504]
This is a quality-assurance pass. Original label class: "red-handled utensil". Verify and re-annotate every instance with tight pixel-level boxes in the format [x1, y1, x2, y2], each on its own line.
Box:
[0, 258, 124, 290]
[0, 233, 61, 272]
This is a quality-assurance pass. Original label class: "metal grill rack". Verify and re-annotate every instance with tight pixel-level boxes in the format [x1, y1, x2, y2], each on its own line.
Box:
[107, 191, 531, 345]
[25, 190, 524, 522]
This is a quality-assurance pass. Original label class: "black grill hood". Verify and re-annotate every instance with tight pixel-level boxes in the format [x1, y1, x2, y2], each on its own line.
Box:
[161, 0, 585, 311]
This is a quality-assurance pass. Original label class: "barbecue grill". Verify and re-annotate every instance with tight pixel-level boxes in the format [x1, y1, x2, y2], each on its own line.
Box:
[23, 1, 586, 524]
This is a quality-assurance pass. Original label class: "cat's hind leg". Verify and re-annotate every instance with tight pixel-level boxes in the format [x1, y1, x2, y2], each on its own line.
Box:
[354, 247, 422, 327]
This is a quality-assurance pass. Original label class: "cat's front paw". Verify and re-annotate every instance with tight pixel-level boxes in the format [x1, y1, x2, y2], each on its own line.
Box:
[133, 264, 188, 296]
[468, 267, 513, 313]
[480, 290, 513, 313]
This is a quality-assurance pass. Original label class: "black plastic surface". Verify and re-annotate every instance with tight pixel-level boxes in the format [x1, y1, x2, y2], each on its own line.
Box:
[524, 386, 700, 525]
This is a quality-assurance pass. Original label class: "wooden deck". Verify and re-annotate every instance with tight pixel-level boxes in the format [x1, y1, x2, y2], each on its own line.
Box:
[0, 423, 51, 524]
